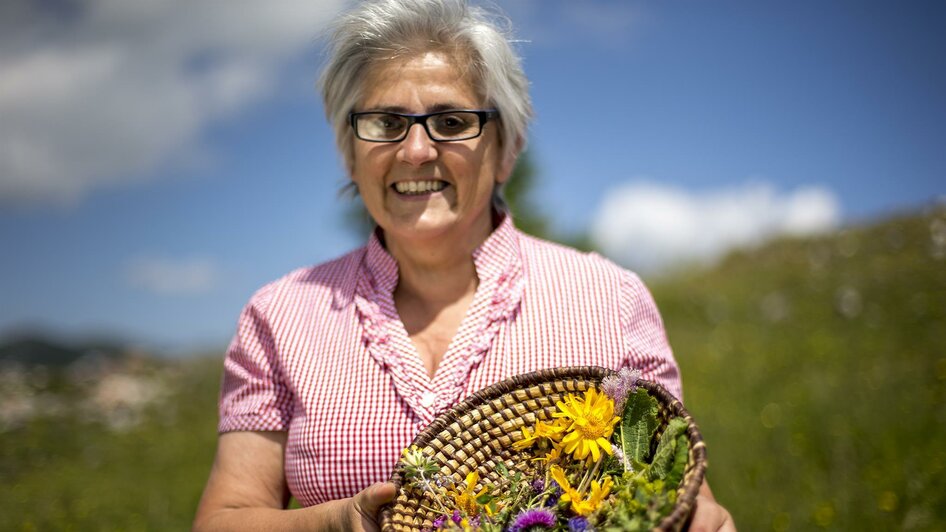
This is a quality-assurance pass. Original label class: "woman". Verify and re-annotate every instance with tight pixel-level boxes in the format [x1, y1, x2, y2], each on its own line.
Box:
[194, 0, 734, 530]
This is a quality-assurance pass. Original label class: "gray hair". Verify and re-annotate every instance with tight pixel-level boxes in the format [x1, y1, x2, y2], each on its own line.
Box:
[319, 0, 532, 174]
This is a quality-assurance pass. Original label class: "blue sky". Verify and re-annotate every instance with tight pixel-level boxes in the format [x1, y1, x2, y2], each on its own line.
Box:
[1, 0, 944, 352]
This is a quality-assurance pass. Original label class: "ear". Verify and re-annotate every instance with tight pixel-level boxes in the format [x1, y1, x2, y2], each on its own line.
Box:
[495, 136, 524, 185]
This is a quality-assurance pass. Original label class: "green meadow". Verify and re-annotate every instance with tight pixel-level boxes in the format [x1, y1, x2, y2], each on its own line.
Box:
[1, 206, 943, 530]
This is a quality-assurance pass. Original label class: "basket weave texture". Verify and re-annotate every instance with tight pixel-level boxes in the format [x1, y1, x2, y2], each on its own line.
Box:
[381, 366, 707, 531]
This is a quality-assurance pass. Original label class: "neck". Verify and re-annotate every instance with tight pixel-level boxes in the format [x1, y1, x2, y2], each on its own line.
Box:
[384, 214, 495, 305]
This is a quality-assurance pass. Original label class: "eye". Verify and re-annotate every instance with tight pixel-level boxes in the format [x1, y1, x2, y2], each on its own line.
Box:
[357, 113, 407, 140]
[376, 114, 403, 130]
[435, 113, 471, 132]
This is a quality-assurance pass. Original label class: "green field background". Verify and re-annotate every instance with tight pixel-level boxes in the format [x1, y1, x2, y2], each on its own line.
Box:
[2, 207, 944, 530]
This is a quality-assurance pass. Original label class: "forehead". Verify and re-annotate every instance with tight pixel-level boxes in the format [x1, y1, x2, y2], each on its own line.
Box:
[359, 51, 483, 111]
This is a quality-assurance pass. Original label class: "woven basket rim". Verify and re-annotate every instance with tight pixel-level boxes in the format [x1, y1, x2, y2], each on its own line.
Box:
[383, 366, 707, 531]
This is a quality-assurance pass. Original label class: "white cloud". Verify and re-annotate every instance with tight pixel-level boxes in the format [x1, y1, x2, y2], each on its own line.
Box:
[124, 256, 221, 296]
[590, 181, 841, 275]
[0, 0, 345, 206]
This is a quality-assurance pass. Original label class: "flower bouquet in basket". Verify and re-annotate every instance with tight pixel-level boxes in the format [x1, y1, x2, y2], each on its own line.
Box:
[382, 367, 707, 531]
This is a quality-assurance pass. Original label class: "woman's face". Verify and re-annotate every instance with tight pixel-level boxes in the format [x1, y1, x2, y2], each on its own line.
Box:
[350, 51, 512, 247]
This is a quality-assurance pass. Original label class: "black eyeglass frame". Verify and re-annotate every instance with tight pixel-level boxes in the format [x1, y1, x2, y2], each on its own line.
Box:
[348, 109, 499, 143]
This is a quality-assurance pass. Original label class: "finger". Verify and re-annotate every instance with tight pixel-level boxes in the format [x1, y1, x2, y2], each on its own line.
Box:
[355, 482, 397, 517]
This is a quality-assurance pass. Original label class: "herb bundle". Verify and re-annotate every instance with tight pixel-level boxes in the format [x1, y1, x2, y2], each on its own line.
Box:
[395, 369, 693, 531]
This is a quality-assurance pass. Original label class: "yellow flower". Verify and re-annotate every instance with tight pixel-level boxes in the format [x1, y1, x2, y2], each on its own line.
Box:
[448, 471, 488, 516]
[569, 477, 614, 517]
[553, 388, 619, 462]
[541, 444, 564, 464]
[513, 425, 541, 450]
[513, 419, 568, 450]
[549, 465, 613, 517]
[549, 465, 581, 499]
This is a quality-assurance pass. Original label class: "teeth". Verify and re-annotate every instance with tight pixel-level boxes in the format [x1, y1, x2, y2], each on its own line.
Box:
[394, 180, 446, 195]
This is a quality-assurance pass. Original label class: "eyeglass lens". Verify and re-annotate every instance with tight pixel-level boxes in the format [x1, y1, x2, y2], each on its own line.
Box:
[355, 112, 482, 141]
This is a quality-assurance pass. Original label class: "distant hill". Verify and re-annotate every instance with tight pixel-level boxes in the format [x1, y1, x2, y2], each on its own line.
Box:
[0, 334, 127, 366]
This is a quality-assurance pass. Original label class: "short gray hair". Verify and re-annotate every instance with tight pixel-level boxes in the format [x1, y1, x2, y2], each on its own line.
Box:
[319, 0, 533, 173]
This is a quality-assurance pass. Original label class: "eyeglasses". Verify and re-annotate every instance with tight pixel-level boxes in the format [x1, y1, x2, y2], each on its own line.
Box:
[349, 109, 499, 142]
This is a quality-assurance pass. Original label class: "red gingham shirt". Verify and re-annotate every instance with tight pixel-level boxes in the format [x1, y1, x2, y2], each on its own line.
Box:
[218, 215, 682, 506]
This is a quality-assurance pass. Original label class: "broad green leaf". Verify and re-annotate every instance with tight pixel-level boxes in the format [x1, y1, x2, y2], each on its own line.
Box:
[648, 417, 688, 481]
[620, 389, 660, 465]
[665, 432, 690, 488]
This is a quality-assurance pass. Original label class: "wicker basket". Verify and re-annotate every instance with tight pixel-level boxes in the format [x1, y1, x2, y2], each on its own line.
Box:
[381, 366, 707, 531]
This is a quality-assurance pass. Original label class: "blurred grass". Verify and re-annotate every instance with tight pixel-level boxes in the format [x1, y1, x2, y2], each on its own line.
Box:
[0, 357, 221, 531]
[1, 207, 944, 530]
[650, 207, 946, 530]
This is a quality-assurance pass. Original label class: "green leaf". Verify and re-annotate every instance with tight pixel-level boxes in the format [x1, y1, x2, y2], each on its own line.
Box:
[665, 432, 690, 488]
[648, 417, 688, 482]
[620, 389, 660, 465]
[476, 493, 493, 505]
[495, 461, 508, 477]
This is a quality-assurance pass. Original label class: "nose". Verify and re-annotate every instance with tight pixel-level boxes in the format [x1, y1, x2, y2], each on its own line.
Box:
[396, 123, 438, 166]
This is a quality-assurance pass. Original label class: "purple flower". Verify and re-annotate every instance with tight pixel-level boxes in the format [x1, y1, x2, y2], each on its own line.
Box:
[531, 478, 546, 494]
[432, 515, 447, 529]
[568, 516, 591, 531]
[601, 367, 641, 411]
[619, 366, 641, 391]
[509, 508, 556, 531]
[545, 482, 563, 507]
[452, 510, 462, 524]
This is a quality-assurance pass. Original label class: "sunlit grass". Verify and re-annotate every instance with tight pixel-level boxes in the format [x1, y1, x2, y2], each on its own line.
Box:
[651, 206, 946, 530]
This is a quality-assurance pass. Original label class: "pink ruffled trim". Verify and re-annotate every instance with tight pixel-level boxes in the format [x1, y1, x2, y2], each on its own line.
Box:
[353, 218, 524, 423]
[443, 262, 524, 405]
[353, 273, 427, 418]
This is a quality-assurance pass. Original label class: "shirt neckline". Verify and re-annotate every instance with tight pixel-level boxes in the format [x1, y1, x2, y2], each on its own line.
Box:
[354, 213, 525, 424]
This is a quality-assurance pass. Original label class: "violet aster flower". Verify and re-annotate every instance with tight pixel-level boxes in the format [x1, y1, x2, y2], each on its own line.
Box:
[568, 516, 591, 531]
[531, 477, 546, 494]
[601, 367, 641, 412]
[509, 508, 556, 531]
[451, 510, 462, 524]
[545, 482, 563, 507]
[619, 366, 641, 392]
[432, 515, 447, 529]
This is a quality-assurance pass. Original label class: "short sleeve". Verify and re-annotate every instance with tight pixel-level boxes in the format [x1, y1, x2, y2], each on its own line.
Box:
[619, 271, 684, 402]
[218, 287, 294, 433]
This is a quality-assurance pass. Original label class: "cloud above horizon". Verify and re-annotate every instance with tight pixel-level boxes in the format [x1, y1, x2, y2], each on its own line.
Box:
[590, 181, 841, 275]
[124, 256, 222, 296]
[0, 0, 344, 206]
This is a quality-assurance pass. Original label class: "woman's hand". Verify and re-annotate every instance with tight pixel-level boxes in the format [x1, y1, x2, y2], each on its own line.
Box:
[193, 432, 395, 531]
[687, 479, 736, 532]
[343, 482, 397, 531]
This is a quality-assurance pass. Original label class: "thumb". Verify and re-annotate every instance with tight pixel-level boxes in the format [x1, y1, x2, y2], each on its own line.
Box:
[354, 482, 397, 517]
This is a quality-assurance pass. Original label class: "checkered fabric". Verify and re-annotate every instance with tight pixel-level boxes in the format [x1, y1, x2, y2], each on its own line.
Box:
[218, 215, 682, 506]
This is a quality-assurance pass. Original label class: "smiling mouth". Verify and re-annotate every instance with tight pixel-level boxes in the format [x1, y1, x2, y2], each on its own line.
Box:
[392, 180, 448, 195]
